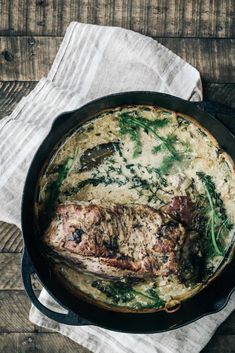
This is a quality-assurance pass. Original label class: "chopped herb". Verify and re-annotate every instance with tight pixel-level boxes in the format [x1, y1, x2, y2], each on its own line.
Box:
[154, 169, 168, 187]
[64, 175, 128, 196]
[45, 158, 73, 211]
[196, 172, 232, 255]
[159, 154, 182, 175]
[146, 166, 168, 187]
[152, 144, 164, 153]
[119, 114, 142, 157]
[69, 154, 168, 204]
[92, 280, 165, 308]
[152, 134, 178, 154]
[119, 112, 183, 174]
[91, 280, 135, 304]
[197, 172, 231, 228]
[130, 174, 165, 204]
[119, 112, 171, 157]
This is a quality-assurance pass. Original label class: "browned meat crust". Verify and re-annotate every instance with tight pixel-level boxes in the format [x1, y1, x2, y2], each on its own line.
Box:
[43, 201, 203, 282]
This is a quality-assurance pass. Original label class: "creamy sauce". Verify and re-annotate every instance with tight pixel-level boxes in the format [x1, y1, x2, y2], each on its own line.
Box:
[38, 105, 235, 311]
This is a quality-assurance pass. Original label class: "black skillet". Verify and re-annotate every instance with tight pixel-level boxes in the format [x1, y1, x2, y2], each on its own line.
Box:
[21, 92, 235, 333]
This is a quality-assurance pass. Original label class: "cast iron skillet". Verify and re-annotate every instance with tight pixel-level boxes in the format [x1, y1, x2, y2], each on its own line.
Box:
[21, 92, 235, 333]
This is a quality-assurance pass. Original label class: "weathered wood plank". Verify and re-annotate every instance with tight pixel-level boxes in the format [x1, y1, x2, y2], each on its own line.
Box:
[0, 37, 234, 82]
[0, 289, 234, 334]
[1, 82, 234, 120]
[0, 291, 40, 333]
[0, 0, 234, 38]
[0, 36, 62, 81]
[0, 332, 235, 353]
[0, 222, 22, 253]
[0, 332, 91, 353]
[0, 291, 77, 334]
[0, 81, 37, 117]
[0, 254, 23, 290]
[158, 38, 235, 83]
[0, 254, 42, 290]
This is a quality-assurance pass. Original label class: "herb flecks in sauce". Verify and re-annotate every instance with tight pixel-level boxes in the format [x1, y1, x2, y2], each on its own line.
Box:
[119, 112, 170, 154]
[92, 280, 165, 308]
[39, 106, 235, 311]
[120, 112, 171, 155]
[44, 158, 73, 219]
[119, 112, 183, 174]
[197, 172, 231, 256]
[92, 280, 135, 304]
[70, 157, 169, 204]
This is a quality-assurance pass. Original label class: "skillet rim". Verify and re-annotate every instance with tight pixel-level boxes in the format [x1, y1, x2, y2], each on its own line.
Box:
[21, 91, 235, 332]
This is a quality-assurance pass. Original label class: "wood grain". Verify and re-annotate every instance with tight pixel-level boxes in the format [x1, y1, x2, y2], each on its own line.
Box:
[0, 291, 39, 332]
[0, 81, 37, 117]
[0, 37, 234, 82]
[158, 38, 235, 83]
[0, 0, 234, 38]
[0, 36, 62, 81]
[0, 333, 91, 353]
[1, 82, 234, 120]
[1, 333, 235, 353]
[0, 222, 22, 253]
[0, 254, 23, 290]
[1, 332, 235, 353]
[0, 254, 42, 290]
[218, 312, 235, 335]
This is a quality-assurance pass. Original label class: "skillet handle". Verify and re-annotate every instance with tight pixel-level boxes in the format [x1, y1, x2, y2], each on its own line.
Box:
[21, 249, 90, 326]
[193, 101, 235, 134]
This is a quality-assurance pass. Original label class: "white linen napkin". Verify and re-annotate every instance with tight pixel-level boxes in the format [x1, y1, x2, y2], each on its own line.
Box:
[0, 22, 233, 353]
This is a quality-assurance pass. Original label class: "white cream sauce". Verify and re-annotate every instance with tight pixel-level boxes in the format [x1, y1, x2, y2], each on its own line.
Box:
[38, 106, 235, 311]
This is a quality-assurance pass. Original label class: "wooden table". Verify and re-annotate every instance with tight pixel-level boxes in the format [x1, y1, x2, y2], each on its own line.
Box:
[0, 1, 234, 352]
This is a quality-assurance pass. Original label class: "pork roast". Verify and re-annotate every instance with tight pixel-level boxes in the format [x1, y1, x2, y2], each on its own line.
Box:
[43, 200, 203, 282]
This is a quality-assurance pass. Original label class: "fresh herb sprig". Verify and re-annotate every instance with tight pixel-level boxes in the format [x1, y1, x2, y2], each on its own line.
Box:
[119, 113, 177, 157]
[130, 174, 166, 204]
[63, 175, 128, 196]
[63, 156, 169, 204]
[119, 113, 182, 174]
[91, 280, 135, 303]
[92, 280, 165, 308]
[196, 172, 231, 256]
[146, 166, 168, 187]
[158, 154, 182, 175]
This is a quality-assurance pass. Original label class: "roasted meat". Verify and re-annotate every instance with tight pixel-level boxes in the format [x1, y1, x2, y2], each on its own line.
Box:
[161, 196, 196, 227]
[43, 200, 203, 283]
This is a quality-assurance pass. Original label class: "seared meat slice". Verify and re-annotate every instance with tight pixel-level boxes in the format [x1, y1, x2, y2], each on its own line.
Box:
[161, 196, 195, 226]
[161, 196, 204, 281]
[43, 202, 203, 281]
[161, 196, 203, 231]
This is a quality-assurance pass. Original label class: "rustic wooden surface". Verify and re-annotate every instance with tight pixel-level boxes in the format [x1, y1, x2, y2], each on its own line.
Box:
[0, 1, 234, 352]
